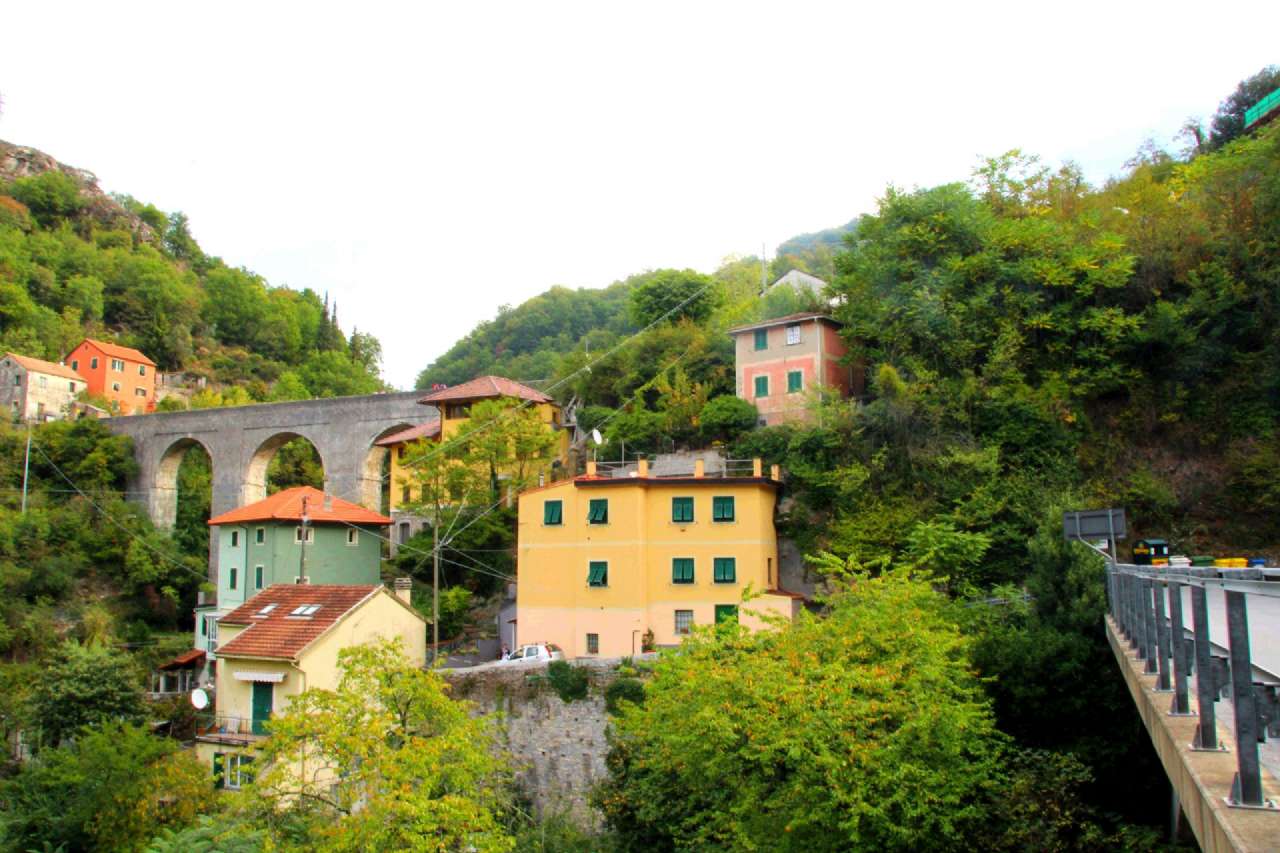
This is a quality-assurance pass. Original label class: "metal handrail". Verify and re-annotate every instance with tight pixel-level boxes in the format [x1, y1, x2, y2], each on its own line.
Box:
[1106, 561, 1278, 810]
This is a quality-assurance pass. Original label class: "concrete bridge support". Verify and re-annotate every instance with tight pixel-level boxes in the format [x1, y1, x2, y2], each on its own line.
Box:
[106, 391, 433, 582]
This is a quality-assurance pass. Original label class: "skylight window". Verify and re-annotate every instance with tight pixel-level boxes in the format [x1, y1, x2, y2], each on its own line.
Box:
[255, 604, 278, 616]
[289, 604, 322, 616]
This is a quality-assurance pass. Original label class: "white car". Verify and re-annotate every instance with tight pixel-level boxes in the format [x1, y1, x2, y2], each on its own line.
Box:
[502, 643, 565, 664]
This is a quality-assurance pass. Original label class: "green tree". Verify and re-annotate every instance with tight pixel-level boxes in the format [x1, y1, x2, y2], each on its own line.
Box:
[628, 268, 719, 327]
[595, 570, 1003, 851]
[699, 394, 758, 444]
[29, 643, 147, 746]
[461, 397, 560, 494]
[0, 723, 214, 853]
[245, 639, 513, 852]
[1209, 64, 1280, 148]
[8, 171, 84, 226]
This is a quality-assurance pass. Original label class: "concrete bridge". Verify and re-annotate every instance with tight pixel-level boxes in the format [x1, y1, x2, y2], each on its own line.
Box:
[105, 391, 433, 578]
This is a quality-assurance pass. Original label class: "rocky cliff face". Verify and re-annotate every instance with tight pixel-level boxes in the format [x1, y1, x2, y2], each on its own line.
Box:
[0, 139, 158, 243]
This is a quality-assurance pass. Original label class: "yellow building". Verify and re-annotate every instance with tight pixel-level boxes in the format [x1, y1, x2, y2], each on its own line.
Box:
[377, 376, 571, 546]
[515, 457, 803, 659]
[194, 582, 426, 789]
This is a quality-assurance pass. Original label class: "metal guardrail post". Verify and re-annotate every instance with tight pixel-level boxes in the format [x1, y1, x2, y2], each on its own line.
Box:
[1167, 579, 1193, 715]
[1134, 573, 1148, 655]
[1224, 589, 1270, 808]
[1190, 584, 1222, 751]
[1154, 576, 1173, 691]
[1142, 578, 1159, 673]
[1122, 572, 1135, 641]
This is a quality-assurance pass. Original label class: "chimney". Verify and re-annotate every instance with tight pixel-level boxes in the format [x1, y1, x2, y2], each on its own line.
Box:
[586, 460, 597, 477]
[295, 575, 310, 585]
[323, 492, 333, 512]
[770, 464, 781, 481]
[637, 458, 649, 477]
[394, 577, 413, 605]
[752, 458, 763, 477]
[694, 459, 705, 478]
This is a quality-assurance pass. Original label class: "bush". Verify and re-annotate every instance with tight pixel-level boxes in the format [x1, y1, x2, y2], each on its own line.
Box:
[699, 395, 759, 444]
[604, 678, 645, 715]
[546, 660, 589, 702]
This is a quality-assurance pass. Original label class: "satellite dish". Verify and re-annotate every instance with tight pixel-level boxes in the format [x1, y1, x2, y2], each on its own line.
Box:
[591, 429, 604, 445]
[191, 688, 209, 710]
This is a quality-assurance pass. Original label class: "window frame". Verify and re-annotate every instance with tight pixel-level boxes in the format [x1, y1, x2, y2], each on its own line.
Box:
[346, 528, 359, 546]
[543, 499, 563, 526]
[675, 609, 694, 635]
[713, 557, 737, 584]
[254, 565, 264, 589]
[230, 530, 239, 548]
[785, 324, 801, 345]
[712, 496, 736, 522]
[787, 370, 803, 393]
[587, 560, 608, 587]
[671, 496, 694, 524]
[586, 633, 599, 654]
[255, 527, 265, 544]
[672, 557, 695, 584]
[753, 375, 768, 398]
[587, 498, 608, 525]
[753, 328, 768, 351]
[294, 526, 314, 544]
[228, 567, 238, 590]
[90, 357, 99, 370]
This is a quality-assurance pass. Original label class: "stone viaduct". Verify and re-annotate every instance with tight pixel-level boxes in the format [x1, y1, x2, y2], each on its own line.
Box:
[105, 391, 433, 580]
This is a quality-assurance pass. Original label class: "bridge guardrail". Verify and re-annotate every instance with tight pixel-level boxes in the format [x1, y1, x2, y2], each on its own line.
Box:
[1107, 562, 1280, 811]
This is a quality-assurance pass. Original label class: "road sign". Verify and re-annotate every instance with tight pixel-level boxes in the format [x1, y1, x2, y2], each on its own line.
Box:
[1063, 508, 1126, 542]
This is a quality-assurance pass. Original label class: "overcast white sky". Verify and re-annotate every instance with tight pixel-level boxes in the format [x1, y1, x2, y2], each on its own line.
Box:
[1, 2, 1276, 388]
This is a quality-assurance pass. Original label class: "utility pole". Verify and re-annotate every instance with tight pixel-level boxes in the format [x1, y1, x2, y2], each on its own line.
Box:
[432, 514, 440, 665]
[20, 422, 31, 515]
[297, 495, 310, 583]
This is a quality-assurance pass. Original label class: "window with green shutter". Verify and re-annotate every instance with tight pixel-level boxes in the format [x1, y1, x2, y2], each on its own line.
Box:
[671, 497, 693, 523]
[587, 561, 608, 586]
[713, 557, 736, 583]
[753, 328, 768, 351]
[712, 496, 735, 522]
[254, 565, 264, 589]
[587, 499, 609, 524]
[753, 375, 768, 398]
[544, 500, 563, 525]
[228, 567, 238, 590]
[672, 558, 694, 584]
[787, 370, 802, 393]
[715, 604, 739, 624]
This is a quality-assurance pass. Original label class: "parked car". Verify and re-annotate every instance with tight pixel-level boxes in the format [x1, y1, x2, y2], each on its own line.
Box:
[501, 643, 565, 664]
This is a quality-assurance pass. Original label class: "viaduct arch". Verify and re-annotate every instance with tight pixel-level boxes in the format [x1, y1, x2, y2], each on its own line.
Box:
[105, 390, 431, 581]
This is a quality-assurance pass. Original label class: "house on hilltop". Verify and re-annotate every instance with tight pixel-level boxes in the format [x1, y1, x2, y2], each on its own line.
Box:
[64, 338, 156, 415]
[193, 582, 426, 790]
[0, 352, 88, 422]
[727, 312, 858, 426]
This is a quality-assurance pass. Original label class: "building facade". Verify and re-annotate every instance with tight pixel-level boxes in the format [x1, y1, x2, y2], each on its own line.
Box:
[378, 375, 571, 548]
[193, 583, 426, 789]
[0, 352, 87, 422]
[64, 338, 156, 414]
[192, 486, 391, 680]
[515, 457, 802, 659]
[728, 313, 855, 426]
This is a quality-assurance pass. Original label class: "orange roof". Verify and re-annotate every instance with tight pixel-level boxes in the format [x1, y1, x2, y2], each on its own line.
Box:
[418, 375, 552, 405]
[727, 312, 839, 335]
[207, 486, 391, 527]
[5, 352, 84, 382]
[374, 418, 441, 446]
[72, 338, 157, 367]
[159, 648, 206, 670]
[216, 585, 385, 660]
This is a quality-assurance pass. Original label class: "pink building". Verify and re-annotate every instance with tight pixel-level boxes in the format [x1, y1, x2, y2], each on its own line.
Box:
[727, 313, 858, 426]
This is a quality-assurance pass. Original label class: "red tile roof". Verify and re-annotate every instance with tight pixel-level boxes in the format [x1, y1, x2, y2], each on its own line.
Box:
[726, 312, 839, 335]
[159, 648, 206, 670]
[5, 352, 85, 382]
[73, 338, 157, 367]
[418, 375, 552, 405]
[374, 418, 441, 446]
[216, 585, 382, 660]
[207, 486, 391, 527]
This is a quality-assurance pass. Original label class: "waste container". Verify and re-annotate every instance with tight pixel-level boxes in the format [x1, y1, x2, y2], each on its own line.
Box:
[1132, 539, 1169, 565]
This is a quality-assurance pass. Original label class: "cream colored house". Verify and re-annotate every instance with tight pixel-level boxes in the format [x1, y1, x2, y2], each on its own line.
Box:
[194, 582, 426, 789]
[0, 352, 87, 422]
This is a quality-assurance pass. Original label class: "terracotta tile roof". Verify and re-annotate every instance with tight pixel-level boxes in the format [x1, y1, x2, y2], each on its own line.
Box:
[417, 375, 552, 405]
[74, 338, 157, 367]
[216, 585, 381, 660]
[726, 312, 839, 335]
[159, 648, 206, 670]
[207, 486, 391, 526]
[5, 352, 85, 382]
[374, 418, 441, 446]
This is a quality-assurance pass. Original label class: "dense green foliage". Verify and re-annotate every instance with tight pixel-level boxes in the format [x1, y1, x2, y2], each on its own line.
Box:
[29, 642, 147, 746]
[545, 660, 589, 702]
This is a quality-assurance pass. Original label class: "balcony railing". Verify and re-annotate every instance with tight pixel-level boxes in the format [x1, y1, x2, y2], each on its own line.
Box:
[194, 713, 268, 744]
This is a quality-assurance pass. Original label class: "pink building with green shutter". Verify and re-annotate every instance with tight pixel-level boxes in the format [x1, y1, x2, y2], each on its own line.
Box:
[727, 312, 858, 426]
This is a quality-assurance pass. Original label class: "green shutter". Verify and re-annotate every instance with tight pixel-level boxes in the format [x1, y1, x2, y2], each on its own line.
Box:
[713, 496, 735, 522]
[753, 328, 768, 351]
[588, 561, 608, 586]
[672, 558, 694, 583]
[228, 567, 237, 590]
[715, 604, 739, 624]
[788, 370, 802, 393]
[588, 499, 608, 524]
[754, 375, 768, 398]
[672, 497, 693, 523]
[714, 557, 736, 583]
[544, 500, 563, 525]
[254, 566, 263, 589]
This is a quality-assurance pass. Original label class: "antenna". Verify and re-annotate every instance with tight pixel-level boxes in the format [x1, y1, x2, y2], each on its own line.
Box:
[191, 688, 209, 710]
[591, 428, 603, 445]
